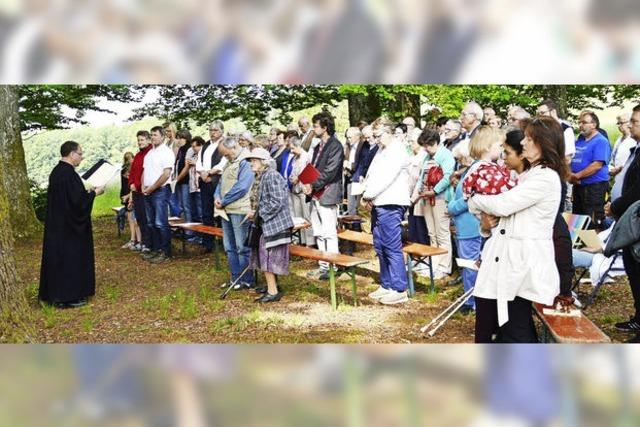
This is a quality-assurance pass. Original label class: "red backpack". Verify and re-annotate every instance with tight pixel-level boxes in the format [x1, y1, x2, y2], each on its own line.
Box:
[423, 164, 444, 206]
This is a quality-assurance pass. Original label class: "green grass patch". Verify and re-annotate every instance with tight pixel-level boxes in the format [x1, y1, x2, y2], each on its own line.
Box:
[598, 314, 626, 325]
[91, 184, 122, 218]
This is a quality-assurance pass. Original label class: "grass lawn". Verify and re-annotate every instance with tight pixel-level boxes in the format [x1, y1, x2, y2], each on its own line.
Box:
[13, 214, 637, 343]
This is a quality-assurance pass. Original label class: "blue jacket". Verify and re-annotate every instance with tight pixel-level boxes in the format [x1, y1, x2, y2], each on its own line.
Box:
[447, 166, 480, 240]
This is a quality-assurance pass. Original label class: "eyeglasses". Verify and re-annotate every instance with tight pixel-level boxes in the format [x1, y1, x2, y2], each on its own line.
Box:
[73, 151, 84, 157]
[617, 121, 629, 125]
[578, 121, 594, 125]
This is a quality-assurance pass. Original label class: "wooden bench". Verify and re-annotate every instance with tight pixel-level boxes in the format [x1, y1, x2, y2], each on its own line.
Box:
[174, 223, 223, 270]
[289, 244, 368, 310]
[174, 221, 318, 272]
[337, 229, 448, 297]
[533, 303, 610, 343]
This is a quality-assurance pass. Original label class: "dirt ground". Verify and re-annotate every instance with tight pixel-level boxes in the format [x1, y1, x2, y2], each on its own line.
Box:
[13, 217, 637, 343]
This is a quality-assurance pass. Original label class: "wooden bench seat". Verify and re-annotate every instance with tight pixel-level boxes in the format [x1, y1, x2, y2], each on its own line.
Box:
[533, 303, 610, 343]
[337, 229, 448, 296]
[289, 244, 368, 309]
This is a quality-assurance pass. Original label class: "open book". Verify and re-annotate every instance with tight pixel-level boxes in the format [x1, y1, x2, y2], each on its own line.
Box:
[456, 258, 479, 271]
[81, 160, 121, 188]
[214, 209, 229, 222]
[577, 229, 603, 251]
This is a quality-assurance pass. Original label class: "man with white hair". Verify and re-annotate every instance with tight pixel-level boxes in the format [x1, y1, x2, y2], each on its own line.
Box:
[511, 107, 531, 130]
[483, 106, 496, 123]
[195, 120, 228, 252]
[453, 101, 483, 169]
[215, 137, 255, 289]
[344, 127, 364, 216]
[298, 117, 315, 152]
[609, 112, 637, 202]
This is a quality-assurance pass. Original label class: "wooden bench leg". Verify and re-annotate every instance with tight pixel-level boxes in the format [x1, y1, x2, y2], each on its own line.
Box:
[406, 255, 415, 298]
[349, 268, 358, 306]
[116, 216, 121, 237]
[329, 264, 337, 310]
[427, 256, 436, 294]
[213, 236, 221, 271]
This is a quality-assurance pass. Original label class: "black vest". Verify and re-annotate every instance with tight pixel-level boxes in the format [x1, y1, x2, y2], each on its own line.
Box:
[200, 139, 224, 189]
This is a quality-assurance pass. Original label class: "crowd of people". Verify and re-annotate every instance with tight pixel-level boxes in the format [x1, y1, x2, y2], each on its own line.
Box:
[44, 98, 640, 343]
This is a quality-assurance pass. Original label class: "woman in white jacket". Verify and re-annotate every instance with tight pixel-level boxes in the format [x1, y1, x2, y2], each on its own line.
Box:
[362, 119, 412, 305]
[468, 117, 569, 343]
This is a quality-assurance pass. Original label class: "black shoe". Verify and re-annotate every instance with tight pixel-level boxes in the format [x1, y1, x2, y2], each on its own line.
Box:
[256, 292, 282, 303]
[447, 276, 463, 287]
[317, 271, 330, 280]
[54, 299, 88, 309]
[255, 286, 268, 294]
[626, 334, 640, 343]
[615, 317, 640, 333]
[458, 305, 474, 315]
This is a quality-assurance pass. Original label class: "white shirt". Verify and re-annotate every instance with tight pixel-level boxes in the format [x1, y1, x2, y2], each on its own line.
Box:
[609, 135, 636, 168]
[195, 138, 228, 173]
[468, 165, 561, 326]
[143, 144, 175, 188]
[363, 139, 411, 207]
[560, 119, 576, 158]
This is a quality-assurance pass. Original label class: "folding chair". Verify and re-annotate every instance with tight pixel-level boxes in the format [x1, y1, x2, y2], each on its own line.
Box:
[584, 250, 625, 308]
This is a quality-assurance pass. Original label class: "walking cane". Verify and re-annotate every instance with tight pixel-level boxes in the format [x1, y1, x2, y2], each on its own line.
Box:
[420, 287, 474, 337]
[219, 264, 253, 300]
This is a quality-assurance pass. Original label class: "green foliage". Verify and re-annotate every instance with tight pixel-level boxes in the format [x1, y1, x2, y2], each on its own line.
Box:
[19, 85, 143, 132]
[29, 179, 47, 222]
[131, 85, 343, 133]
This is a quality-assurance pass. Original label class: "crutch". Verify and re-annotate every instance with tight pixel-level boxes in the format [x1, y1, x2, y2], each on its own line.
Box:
[219, 264, 253, 300]
[420, 287, 474, 337]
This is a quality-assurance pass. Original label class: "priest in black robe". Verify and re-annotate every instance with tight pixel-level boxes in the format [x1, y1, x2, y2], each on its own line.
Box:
[39, 141, 104, 308]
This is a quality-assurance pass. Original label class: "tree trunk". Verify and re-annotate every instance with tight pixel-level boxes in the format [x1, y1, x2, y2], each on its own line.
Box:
[389, 91, 421, 124]
[544, 85, 569, 118]
[0, 86, 35, 343]
[2, 86, 40, 238]
[348, 90, 382, 126]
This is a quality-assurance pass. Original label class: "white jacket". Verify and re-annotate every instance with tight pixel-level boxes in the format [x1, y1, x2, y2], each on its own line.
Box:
[468, 165, 561, 326]
[363, 139, 411, 207]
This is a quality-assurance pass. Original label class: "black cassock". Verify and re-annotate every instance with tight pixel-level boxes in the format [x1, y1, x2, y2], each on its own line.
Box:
[39, 161, 96, 303]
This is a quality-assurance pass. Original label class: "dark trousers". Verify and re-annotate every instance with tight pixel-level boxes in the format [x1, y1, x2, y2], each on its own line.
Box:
[622, 247, 640, 321]
[408, 211, 429, 245]
[132, 191, 151, 249]
[572, 181, 608, 228]
[199, 179, 215, 250]
[475, 297, 538, 343]
[553, 212, 574, 296]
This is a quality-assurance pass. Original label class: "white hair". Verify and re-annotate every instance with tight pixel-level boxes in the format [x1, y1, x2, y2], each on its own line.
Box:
[221, 136, 239, 148]
[464, 101, 484, 122]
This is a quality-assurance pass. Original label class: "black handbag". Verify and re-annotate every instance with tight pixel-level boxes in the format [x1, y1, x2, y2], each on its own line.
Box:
[245, 215, 263, 249]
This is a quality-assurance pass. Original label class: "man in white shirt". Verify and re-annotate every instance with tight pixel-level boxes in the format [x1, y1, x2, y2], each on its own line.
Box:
[142, 126, 175, 263]
[195, 120, 227, 252]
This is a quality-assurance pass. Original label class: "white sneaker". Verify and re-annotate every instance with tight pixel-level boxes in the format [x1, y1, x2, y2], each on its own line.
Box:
[121, 240, 134, 249]
[379, 290, 409, 305]
[368, 286, 392, 300]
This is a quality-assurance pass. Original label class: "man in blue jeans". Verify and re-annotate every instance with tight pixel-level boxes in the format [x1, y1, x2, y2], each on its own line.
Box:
[142, 126, 175, 263]
[214, 137, 255, 289]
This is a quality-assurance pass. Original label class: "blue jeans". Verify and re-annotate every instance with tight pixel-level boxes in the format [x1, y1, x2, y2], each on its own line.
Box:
[572, 249, 594, 269]
[175, 184, 193, 236]
[372, 205, 407, 292]
[457, 236, 481, 309]
[190, 192, 202, 223]
[169, 190, 181, 217]
[221, 213, 253, 284]
[132, 191, 151, 249]
[144, 185, 172, 255]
